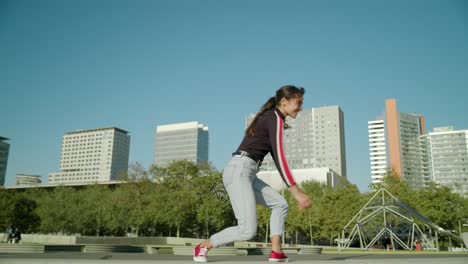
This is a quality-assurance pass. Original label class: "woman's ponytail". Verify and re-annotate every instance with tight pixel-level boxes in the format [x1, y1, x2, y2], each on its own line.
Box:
[246, 96, 276, 136]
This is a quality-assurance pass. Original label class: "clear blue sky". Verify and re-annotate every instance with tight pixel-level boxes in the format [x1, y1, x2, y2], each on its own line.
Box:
[1, 0, 467, 191]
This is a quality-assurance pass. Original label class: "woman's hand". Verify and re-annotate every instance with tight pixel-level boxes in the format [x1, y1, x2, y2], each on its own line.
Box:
[288, 185, 312, 210]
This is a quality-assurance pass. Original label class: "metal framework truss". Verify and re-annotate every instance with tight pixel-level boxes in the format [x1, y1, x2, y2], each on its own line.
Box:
[339, 188, 464, 251]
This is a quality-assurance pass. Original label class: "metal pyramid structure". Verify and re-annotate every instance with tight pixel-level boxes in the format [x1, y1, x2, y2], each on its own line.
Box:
[339, 188, 464, 251]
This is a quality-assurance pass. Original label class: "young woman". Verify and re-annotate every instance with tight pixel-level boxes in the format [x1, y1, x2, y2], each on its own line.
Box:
[194, 85, 313, 263]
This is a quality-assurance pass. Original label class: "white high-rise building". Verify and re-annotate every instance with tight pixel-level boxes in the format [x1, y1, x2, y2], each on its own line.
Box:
[421, 126, 468, 197]
[49, 127, 130, 185]
[154, 121, 209, 167]
[368, 118, 387, 184]
[251, 106, 347, 178]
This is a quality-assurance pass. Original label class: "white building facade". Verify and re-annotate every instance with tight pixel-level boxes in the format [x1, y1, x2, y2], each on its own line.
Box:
[257, 168, 343, 191]
[49, 127, 130, 185]
[154, 121, 209, 167]
[368, 118, 387, 185]
[16, 173, 42, 186]
[421, 127, 468, 197]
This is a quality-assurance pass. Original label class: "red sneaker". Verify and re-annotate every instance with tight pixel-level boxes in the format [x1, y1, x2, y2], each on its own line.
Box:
[193, 244, 208, 262]
[268, 250, 289, 262]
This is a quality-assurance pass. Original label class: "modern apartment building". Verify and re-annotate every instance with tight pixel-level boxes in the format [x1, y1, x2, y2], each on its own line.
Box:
[420, 126, 468, 197]
[49, 127, 130, 185]
[249, 106, 347, 178]
[16, 173, 42, 186]
[368, 118, 387, 184]
[0, 136, 10, 186]
[368, 99, 425, 188]
[154, 121, 209, 167]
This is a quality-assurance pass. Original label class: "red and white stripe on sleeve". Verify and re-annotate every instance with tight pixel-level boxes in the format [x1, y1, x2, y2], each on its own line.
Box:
[270, 110, 297, 187]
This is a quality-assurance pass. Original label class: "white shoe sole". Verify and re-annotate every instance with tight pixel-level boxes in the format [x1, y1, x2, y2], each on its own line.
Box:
[193, 246, 208, 262]
[193, 256, 207, 262]
[268, 258, 288, 262]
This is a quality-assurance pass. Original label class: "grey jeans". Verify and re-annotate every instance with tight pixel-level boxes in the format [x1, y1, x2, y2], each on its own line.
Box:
[209, 154, 289, 248]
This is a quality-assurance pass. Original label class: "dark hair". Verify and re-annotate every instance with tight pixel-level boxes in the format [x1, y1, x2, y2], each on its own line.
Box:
[246, 85, 305, 136]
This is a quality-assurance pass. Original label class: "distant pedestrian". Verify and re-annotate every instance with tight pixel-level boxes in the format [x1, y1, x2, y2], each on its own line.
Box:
[193, 85, 313, 263]
[13, 228, 21, 244]
[5, 227, 13, 244]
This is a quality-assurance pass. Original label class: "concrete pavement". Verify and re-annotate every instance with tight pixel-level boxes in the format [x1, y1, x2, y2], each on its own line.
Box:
[1, 252, 467, 264]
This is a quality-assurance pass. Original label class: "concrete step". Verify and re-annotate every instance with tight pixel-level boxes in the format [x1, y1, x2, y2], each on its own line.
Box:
[0, 244, 45, 253]
[173, 246, 238, 256]
[298, 247, 323, 254]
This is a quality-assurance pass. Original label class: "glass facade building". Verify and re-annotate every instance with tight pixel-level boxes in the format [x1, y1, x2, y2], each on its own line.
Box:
[0, 136, 10, 186]
[154, 121, 209, 167]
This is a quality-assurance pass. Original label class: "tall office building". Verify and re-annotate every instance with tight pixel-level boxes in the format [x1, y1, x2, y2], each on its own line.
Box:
[49, 127, 130, 185]
[420, 126, 468, 197]
[368, 99, 425, 188]
[0, 136, 10, 186]
[154, 121, 209, 167]
[248, 106, 347, 178]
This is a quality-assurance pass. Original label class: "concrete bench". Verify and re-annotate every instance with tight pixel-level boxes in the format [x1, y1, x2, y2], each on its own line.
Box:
[44, 245, 84, 252]
[83, 244, 145, 253]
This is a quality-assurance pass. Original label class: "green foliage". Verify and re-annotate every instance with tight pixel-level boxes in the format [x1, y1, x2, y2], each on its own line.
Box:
[34, 186, 79, 234]
[414, 182, 465, 230]
[193, 172, 234, 238]
[77, 185, 112, 235]
[0, 188, 39, 233]
[320, 182, 363, 245]
[256, 205, 270, 242]
[165, 160, 199, 177]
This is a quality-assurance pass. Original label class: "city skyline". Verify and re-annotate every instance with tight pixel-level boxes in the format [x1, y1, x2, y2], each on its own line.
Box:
[2, 0, 468, 191]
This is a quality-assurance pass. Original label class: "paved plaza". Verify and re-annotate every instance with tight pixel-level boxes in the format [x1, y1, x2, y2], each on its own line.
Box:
[1, 252, 467, 264]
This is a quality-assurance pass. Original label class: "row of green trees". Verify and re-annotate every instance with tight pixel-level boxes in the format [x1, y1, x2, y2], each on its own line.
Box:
[1, 161, 467, 246]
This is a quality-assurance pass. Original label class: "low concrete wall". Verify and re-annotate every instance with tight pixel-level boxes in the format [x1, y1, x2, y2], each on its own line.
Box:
[0, 233, 203, 246]
[1, 233, 77, 245]
[77, 236, 204, 245]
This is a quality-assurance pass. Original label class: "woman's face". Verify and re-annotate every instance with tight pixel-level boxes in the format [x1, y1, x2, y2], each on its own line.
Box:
[281, 96, 303, 118]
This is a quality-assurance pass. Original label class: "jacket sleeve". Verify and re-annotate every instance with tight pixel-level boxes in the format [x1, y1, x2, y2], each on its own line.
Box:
[267, 111, 297, 187]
